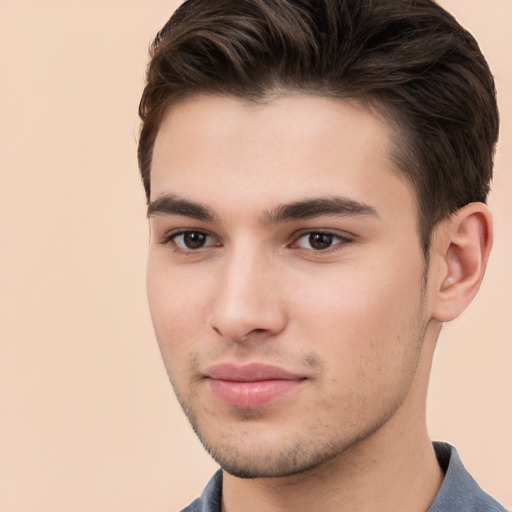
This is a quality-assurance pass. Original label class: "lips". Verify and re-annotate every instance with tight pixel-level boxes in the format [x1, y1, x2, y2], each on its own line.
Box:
[204, 363, 305, 409]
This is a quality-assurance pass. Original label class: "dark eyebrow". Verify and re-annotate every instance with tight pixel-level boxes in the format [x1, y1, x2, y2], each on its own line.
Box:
[264, 197, 378, 224]
[147, 194, 217, 222]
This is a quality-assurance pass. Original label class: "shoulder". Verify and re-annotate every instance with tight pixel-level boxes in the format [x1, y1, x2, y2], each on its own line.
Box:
[428, 442, 508, 512]
[180, 470, 223, 512]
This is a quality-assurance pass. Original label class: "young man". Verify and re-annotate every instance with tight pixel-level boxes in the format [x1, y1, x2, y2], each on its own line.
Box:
[138, 0, 506, 510]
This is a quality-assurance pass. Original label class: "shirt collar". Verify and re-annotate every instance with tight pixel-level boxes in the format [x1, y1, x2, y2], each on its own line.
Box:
[185, 442, 505, 511]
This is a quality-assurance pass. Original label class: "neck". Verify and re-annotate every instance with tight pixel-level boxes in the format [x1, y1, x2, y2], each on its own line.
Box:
[222, 422, 442, 512]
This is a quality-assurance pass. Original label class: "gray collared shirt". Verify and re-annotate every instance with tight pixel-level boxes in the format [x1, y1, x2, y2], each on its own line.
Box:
[181, 442, 507, 511]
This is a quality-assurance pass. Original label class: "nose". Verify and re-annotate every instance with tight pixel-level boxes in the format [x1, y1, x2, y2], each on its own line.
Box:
[208, 247, 287, 343]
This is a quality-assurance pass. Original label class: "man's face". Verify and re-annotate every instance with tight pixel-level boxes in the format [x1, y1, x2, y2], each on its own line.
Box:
[147, 94, 433, 478]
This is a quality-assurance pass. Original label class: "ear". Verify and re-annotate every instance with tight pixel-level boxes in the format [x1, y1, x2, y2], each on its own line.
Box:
[430, 202, 493, 323]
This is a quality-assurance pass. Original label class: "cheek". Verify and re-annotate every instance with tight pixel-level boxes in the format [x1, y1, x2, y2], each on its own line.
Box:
[290, 257, 426, 378]
[146, 257, 212, 369]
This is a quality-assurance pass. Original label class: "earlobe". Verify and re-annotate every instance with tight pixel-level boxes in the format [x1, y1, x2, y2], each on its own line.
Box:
[430, 203, 493, 323]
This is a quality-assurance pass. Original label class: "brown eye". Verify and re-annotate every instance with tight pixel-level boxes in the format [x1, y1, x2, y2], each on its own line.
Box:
[171, 231, 216, 250]
[294, 231, 349, 251]
[183, 232, 207, 249]
[308, 233, 334, 250]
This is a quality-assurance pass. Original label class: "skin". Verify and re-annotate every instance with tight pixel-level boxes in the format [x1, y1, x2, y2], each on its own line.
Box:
[146, 94, 492, 512]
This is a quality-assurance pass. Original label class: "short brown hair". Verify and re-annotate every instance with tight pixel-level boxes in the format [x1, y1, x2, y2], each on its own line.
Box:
[138, 0, 499, 255]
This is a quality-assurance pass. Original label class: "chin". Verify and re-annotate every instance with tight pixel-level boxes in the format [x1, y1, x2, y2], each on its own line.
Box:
[195, 425, 366, 480]
[208, 445, 336, 479]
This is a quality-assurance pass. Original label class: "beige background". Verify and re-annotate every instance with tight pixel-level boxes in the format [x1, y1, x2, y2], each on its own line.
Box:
[0, 1, 510, 511]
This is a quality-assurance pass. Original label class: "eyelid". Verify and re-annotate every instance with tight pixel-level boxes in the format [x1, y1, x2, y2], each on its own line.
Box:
[160, 228, 222, 252]
[157, 227, 353, 254]
[290, 230, 353, 251]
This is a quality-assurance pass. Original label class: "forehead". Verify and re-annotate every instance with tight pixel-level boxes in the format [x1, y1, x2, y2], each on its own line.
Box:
[150, 94, 414, 214]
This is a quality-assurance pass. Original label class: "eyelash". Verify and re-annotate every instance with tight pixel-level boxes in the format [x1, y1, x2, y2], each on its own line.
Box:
[161, 229, 352, 255]
[161, 230, 220, 255]
[292, 231, 352, 252]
